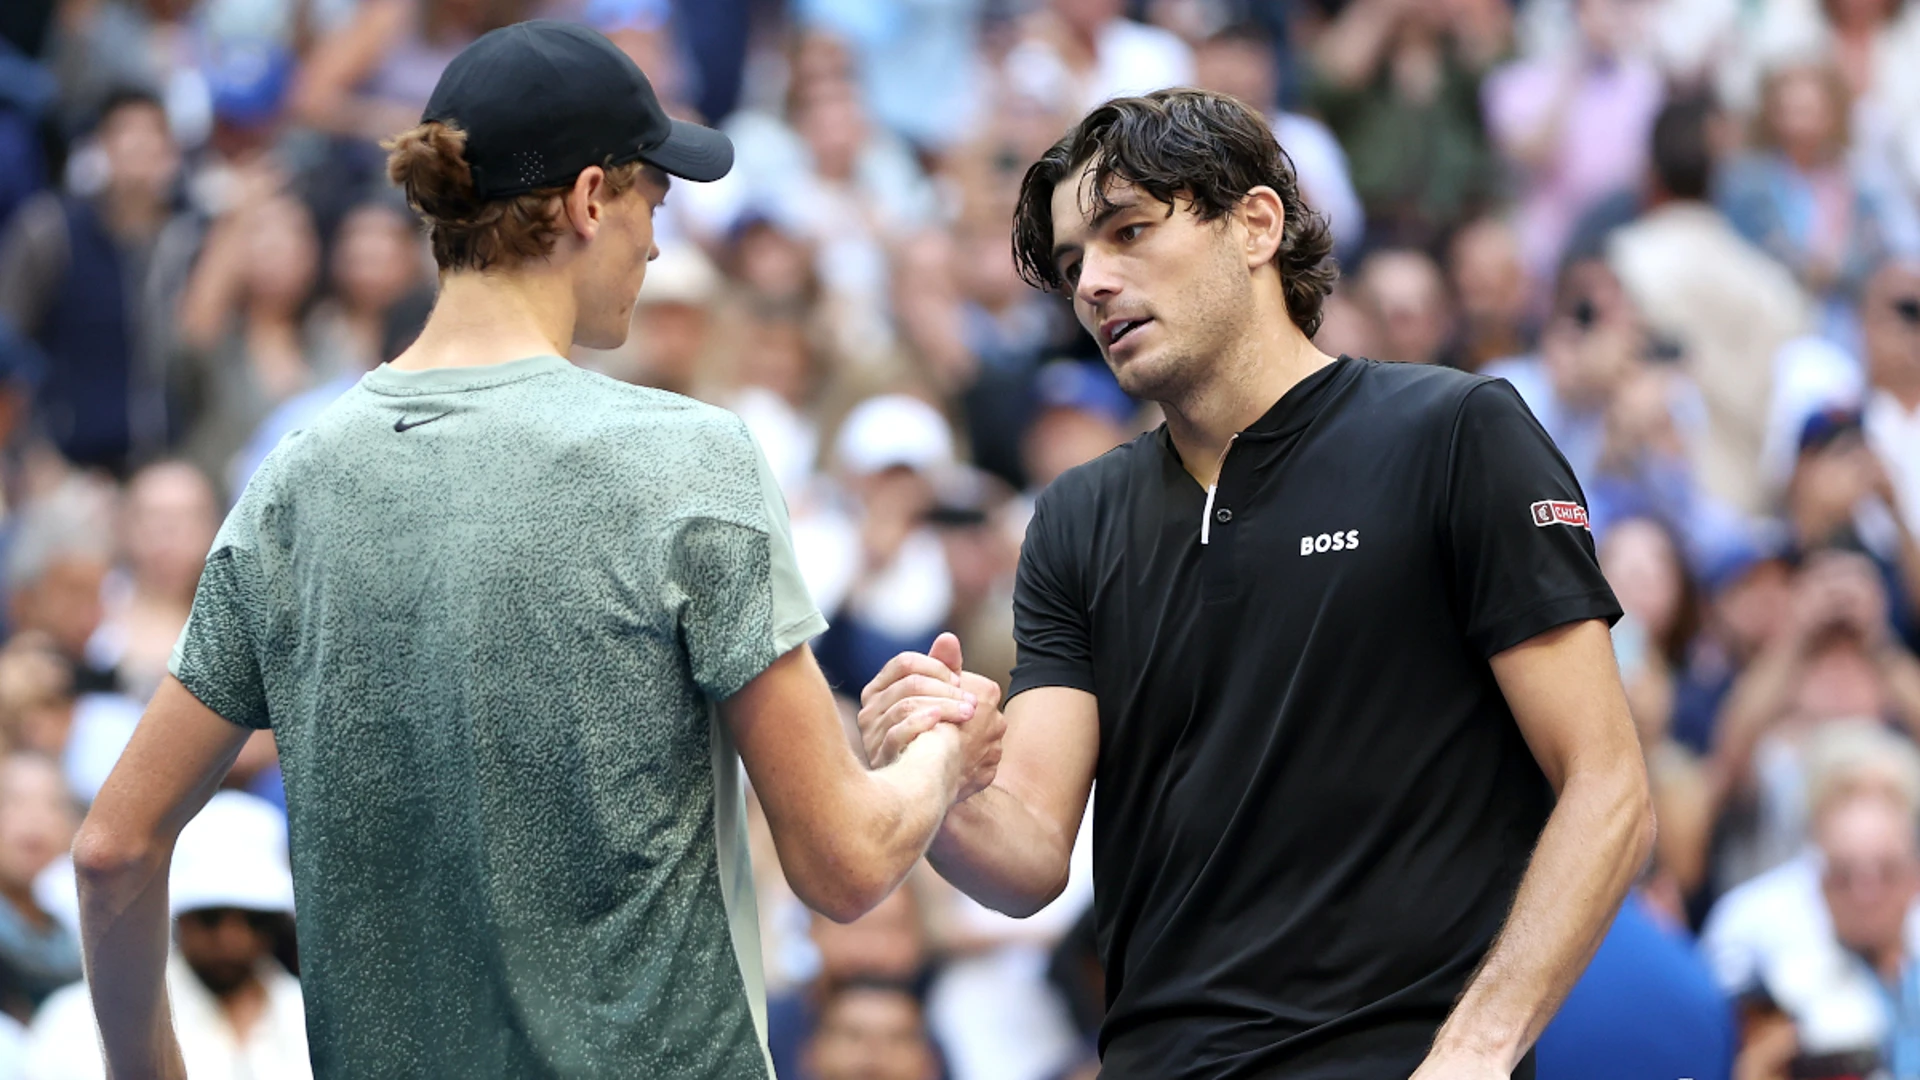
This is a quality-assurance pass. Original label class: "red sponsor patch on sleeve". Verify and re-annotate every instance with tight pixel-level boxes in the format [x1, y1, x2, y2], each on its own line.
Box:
[1529, 500, 1589, 530]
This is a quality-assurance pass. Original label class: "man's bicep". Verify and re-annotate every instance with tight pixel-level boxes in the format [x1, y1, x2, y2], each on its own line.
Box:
[171, 542, 273, 729]
[1445, 381, 1621, 657]
[1490, 619, 1640, 795]
[1008, 495, 1096, 697]
[996, 686, 1099, 843]
[88, 678, 255, 847]
[678, 432, 828, 701]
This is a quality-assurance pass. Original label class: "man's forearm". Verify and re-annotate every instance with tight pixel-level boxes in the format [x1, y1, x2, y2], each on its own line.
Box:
[794, 726, 966, 923]
[74, 829, 185, 1080]
[926, 783, 1074, 918]
[863, 727, 969, 875]
[1427, 763, 1653, 1071]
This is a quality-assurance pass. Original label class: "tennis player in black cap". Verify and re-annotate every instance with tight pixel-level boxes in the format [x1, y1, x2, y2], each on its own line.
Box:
[75, 20, 1003, 1080]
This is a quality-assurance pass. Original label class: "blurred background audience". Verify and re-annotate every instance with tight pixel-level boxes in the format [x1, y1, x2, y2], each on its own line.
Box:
[1, 0, 1919, 1077]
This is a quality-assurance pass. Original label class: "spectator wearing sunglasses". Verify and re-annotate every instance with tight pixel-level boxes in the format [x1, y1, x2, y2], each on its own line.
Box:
[1741, 783, 1920, 1078]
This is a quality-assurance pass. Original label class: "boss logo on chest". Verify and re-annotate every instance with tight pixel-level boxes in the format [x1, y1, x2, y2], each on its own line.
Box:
[1300, 530, 1360, 556]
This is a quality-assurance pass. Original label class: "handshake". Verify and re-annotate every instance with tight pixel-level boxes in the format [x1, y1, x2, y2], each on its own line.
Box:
[858, 632, 1008, 804]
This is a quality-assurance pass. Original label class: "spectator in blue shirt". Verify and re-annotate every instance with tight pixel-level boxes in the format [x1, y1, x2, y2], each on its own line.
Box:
[1536, 889, 1736, 1080]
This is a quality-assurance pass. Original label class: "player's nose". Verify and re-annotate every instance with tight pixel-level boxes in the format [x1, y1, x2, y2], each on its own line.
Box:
[1074, 252, 1122, 309]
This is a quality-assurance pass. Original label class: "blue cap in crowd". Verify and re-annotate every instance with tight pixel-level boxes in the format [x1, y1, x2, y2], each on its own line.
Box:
[204, 37, 294, 129]
[1034, 360, 1136, 428]
[1698, 520, 1793, 596]
[1798, 406, 1865, 456]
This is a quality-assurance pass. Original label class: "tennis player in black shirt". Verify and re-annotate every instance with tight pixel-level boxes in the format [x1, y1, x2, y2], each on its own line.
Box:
[859, 90, 1654, 1079]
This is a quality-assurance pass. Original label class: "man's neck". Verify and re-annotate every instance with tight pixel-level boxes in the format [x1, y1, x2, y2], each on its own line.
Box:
[391, 271, 574, 371]
[1879, 380, 1920, 413]
[1784, 143, 1831, 172]
[1642, 189, 1702, 214]
[1789, 501, 1845, 549]
[1161, 325, 1337, 488]
[1860, 940, 1910, 985]
[213, 972, 270, 1042]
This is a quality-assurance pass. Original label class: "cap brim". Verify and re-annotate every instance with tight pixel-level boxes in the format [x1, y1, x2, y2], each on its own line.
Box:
[639, 119, 734, 182]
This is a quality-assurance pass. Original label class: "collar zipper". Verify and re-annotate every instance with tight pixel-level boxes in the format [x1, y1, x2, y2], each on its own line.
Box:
[1199, 434, 1237, 546]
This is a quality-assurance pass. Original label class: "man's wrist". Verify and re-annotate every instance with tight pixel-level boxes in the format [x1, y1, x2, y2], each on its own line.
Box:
[1427, 1017, 1524, 1073]
[904, 722, 967, 802]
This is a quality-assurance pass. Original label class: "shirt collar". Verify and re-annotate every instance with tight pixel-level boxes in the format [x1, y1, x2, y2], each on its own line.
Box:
[1239, 354, 1358, 439]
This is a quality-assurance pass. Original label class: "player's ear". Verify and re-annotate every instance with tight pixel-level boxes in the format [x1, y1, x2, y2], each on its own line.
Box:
[1239, 186, 1285, 270]
[562, 166, 606, 241]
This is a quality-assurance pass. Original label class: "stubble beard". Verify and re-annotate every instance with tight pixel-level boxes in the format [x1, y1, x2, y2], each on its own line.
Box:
[1110, 256, 1253, 412]
[1109, 335, 1201, 405]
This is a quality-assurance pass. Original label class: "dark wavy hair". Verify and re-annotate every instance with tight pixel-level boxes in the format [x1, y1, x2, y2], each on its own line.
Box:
[1012, 89, 1339, 336]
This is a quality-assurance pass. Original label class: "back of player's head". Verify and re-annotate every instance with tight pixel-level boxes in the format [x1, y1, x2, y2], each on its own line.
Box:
[382, 121, 658, 273]
[1650, 95, 1716, 203]
[1010, 88, 1337, 336]
[383, 20, 731, 274]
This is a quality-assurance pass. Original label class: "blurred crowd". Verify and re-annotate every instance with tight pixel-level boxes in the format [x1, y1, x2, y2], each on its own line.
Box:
[0, 0, 1919, 1077]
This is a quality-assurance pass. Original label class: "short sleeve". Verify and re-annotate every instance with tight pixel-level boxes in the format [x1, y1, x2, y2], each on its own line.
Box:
[1445, 380, 1622, 658]
[1007, 489, 1096, 701]
[675, 435, 827, 702]
[168, 511, 272, 730]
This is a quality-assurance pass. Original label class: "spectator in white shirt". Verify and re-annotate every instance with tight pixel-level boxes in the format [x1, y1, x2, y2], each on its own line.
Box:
[1001, 0, 1194, 117]
[23, 792, 308, 1080]
[1702, 719, 1920, 999]
[1754, 786, 1920, 1071]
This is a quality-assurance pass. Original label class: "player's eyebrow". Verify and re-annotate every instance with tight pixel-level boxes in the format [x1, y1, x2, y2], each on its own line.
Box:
[1051, 197, 1139, 269]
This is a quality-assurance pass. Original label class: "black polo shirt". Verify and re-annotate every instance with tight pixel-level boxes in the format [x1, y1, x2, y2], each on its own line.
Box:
[1008, 356, 1622, 1080]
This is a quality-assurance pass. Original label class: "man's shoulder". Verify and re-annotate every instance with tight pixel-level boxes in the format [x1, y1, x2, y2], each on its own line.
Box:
[584, 385, 772, 506]
[319, 367, 755, 455]
[1342, 357, 1506, 429]
[1036, 427, 1162, 514]
[543, 369, 756, 449]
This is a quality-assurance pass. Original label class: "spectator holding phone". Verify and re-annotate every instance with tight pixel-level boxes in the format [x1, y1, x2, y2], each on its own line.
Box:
[1786, 407, 1920, 636]
[1707, 551, 1920, 892]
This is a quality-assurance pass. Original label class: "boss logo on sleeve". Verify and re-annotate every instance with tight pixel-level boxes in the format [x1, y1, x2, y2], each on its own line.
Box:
[1530, 500, 1589, 530]
[1300, 530, 1360, 555]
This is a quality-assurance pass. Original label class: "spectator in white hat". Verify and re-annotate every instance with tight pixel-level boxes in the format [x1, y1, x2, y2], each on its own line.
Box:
[807, 394, 958, 695]
[23, 792, 308, 1080]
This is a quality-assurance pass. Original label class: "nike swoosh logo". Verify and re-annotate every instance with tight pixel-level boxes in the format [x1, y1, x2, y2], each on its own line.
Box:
[393, 412, 452, 433]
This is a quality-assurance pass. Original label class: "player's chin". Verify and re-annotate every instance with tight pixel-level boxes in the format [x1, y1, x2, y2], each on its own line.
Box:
[577, 309, 635, 352]
[1109, 347, 1174, 399]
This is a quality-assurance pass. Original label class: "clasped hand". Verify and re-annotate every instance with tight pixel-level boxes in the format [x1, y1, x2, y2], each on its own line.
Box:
[858, 633, 1005, 802]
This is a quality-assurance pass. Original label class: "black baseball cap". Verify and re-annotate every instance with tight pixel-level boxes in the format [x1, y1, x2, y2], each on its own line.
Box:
[423, 20, 733, 200]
